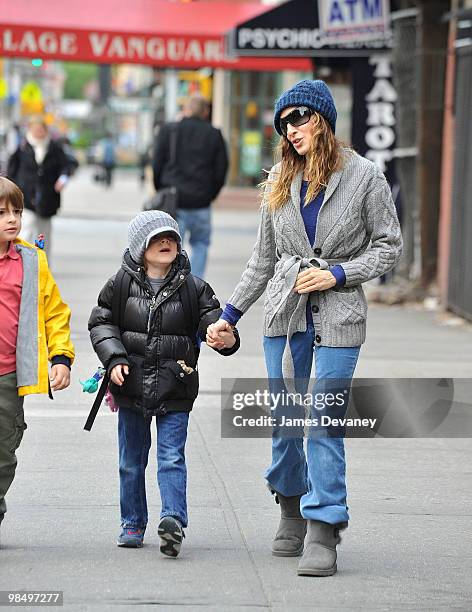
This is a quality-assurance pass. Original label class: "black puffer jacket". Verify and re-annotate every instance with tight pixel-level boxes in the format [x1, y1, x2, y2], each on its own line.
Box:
[88, 250, 239, 417]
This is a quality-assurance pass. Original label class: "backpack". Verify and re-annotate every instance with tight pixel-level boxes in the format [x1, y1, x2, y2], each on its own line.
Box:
[84, 270, 200, 431]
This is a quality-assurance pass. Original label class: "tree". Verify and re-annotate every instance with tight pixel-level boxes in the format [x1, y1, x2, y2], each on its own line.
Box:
[63, 62, 98, 100]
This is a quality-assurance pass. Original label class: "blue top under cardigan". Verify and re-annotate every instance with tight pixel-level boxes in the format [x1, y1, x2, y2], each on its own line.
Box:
[222, 181, 346, 326]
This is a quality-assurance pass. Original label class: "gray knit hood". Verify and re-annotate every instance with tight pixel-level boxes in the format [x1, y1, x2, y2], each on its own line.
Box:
[128, 210, 182, 264]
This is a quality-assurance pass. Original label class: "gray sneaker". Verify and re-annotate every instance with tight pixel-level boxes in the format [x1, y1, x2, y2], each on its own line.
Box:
[117, 527, 145, 548]
[158, 517, 184, 557]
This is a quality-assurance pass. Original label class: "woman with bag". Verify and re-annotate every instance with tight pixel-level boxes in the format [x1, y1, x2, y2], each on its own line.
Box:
[207, 80, 402, 577]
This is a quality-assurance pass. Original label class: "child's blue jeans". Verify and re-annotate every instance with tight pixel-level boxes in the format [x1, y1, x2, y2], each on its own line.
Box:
[118, 407, 189, 529]
[263, 324, 360, 525]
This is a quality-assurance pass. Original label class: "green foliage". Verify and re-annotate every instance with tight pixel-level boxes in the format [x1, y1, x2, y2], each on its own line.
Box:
[63, 62, 98, 100]
[72, 127, 95, 148]
[67, 121, 95, 149]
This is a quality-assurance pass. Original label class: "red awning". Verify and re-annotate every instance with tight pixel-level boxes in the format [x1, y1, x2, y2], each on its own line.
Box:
[0, 0, 312, 71]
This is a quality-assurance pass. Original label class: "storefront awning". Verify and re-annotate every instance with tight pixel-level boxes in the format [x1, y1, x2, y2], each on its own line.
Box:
[227, 0, 391, 58]
[0, 0, 312, 71]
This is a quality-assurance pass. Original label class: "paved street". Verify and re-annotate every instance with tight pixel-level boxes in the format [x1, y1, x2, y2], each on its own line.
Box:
[1, 168, 471, 611]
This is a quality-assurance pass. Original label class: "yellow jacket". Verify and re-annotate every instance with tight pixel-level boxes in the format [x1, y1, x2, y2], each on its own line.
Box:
[14, 239, 75, 396]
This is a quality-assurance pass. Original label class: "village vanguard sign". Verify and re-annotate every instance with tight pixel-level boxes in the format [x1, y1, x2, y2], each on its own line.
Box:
[1, 26, 231, 68]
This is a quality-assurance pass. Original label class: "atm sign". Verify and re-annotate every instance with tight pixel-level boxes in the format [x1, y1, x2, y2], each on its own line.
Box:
[318, 0, 390, 45]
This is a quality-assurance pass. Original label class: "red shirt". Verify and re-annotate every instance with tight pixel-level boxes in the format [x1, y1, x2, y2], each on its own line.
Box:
[0, 242, 23, 375]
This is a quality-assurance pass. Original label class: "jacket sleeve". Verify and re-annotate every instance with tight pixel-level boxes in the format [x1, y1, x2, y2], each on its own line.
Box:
[152, 124, 170, 191]
[217, 327, 240, 356]
[227, 182, 277, 313]
[61, 146, 79, 176]
[340, 174, 403, 288]
[88, 276, 130, 373]
[57, 144, 73, 177]
[7, 149, 20, 180]
[211, 130, 229, 201]
[42, 264, 75, 365]
[196, 280, 240, 356]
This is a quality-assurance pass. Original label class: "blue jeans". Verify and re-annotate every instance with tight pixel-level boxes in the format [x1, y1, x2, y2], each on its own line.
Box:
[263, 325, 360, 525]
[177, 207, 211, 279]
[118, 408, 190, 529]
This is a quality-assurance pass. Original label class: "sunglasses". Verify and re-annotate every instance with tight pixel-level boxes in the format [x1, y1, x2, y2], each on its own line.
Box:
[279, 106, 313, 137]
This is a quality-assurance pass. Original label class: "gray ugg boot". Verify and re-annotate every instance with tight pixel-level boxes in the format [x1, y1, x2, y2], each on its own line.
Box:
[297, 520, 347, 576]
[270, 490, 307, 557]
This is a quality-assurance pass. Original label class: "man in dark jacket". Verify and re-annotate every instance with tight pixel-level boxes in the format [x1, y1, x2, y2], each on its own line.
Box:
[152, 95, 228, 279]
[88, 210, 239, 555]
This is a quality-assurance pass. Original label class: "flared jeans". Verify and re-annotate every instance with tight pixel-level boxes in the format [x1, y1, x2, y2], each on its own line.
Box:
[263, 323, 360, 525]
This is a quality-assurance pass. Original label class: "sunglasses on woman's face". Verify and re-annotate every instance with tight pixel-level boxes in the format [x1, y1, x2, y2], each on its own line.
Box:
[279, 106, 313, 137]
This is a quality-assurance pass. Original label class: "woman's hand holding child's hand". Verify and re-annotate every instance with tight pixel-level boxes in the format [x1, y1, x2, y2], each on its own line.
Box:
[214, 329, 236, 349]
[110, 364, 129, 386]
[206, 320, 236, 350]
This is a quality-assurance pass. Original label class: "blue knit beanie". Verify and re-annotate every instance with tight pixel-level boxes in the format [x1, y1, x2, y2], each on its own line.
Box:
[274, 79, 337, 135]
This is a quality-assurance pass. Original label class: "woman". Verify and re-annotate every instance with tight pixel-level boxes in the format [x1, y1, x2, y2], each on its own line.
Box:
[207, 80, 402, 577]
[7, 118, 71, 258]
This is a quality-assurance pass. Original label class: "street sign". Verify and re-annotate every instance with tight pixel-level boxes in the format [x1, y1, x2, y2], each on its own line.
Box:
[318, 0, 390, 45]
[20, 81, 44, 115]
[20, 80, 42, 103]
[0, 78, 8, 99]
[240, 130, 262, 177]
[230, 0, 391, 57]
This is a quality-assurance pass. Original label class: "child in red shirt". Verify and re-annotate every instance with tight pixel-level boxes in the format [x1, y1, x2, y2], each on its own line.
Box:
[0, 177, 74, 538]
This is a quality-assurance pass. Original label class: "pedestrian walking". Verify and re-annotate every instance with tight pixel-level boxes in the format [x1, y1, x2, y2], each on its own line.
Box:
[7, 118, 73, 259]
[0, 177, 74, 539]
[138, 144, 152, 189]
[152, 94, 228, 279]
[207, 80, 403, 576]
[88, 210, 239, 555]
[100, 133, 116, 188]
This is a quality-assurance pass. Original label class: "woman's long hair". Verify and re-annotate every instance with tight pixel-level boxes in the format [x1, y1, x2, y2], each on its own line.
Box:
[263, 112, 347, 211]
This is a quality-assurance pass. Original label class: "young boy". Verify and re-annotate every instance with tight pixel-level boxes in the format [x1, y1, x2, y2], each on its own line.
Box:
[0, 177, 74, 535]
[88, 210, 238, 556]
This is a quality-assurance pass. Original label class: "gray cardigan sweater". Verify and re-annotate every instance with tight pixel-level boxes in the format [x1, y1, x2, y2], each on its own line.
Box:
[228, 150, 403, 350]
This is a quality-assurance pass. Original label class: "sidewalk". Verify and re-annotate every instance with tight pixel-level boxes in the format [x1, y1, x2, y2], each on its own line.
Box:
[1, 171, 471, 610]
[60, 167, 260, 220]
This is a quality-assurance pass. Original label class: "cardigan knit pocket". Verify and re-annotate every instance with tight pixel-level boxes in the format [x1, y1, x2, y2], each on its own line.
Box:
[330, 289, 367, 326]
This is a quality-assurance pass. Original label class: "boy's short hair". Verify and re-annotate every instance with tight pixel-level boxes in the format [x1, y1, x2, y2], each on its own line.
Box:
[0, 177, 24, 210]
